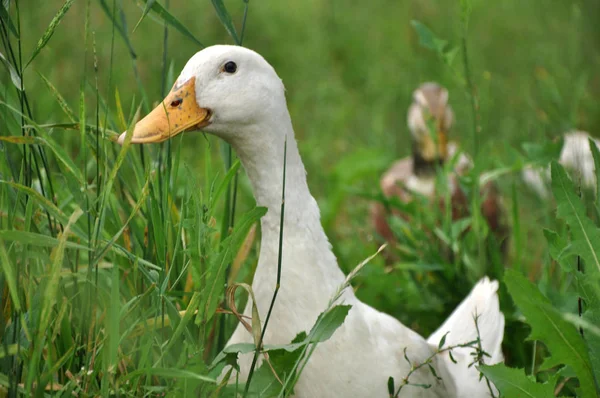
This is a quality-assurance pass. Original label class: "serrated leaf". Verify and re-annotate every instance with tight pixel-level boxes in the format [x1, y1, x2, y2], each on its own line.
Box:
[135, 0, 203, 47]
[504, 269, 597, 397]
[0, 51, 21, 89]
[575, 271, 600, 387]
[543, 228, 575, 271]
[211, 0, 240, 44]
[26, 0, 75, 68]
[552, 162, 600, 276]
[479, 364, 557, 398]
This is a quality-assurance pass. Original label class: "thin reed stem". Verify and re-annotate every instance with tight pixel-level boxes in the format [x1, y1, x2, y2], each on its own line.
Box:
[243, 138, 287, 397]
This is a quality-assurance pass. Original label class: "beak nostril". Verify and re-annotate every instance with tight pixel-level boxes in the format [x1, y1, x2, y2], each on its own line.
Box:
[170, 99, 183, 107]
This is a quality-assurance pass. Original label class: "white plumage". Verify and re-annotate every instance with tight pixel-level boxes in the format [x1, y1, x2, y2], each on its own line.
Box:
[122, 45, 505, 397]
[522, 131, 600, 198]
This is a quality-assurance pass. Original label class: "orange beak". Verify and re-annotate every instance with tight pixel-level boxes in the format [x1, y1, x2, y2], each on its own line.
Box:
[118, 77, 210, 144]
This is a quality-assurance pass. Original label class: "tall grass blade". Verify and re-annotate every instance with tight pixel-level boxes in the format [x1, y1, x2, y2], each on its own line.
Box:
[135, 0, 204, 47]
[38, 73, 76, 122]
[211, 0, 240, 44]
[133, 0, 157, 32]
[98, 0, 137, 58]
[0, 239, 21, 311]
[121, 367, 216, 384]
[0, 4, 18, 37]
[0, 51, 21, 89]
[26, 207, 83, 394]
[24, 0, 74, 68]
[0, 180, 87, 239]
[0, 230, 90, 250]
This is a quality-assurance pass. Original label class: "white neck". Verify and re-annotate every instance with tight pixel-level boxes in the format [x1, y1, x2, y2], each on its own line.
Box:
[228, 106, 351, 321]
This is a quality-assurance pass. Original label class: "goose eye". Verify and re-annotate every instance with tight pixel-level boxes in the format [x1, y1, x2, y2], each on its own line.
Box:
[223, 61, 237, 74]
[170, 99, 182, 107]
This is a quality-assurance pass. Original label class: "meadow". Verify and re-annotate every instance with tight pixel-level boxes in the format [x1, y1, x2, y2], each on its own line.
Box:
[1, 0, 600, 396]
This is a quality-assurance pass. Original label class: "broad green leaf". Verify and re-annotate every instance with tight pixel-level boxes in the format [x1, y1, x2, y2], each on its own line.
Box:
[410, 20, 447, 54]
[551, 161, 600, 276]
[203, 206, 267, 320]
[479, 364, 557, 398]
[0, 51, 21, 89]
[135, 0, 204, 47]
[26, 0, 75, 68]
[213, 160, 241, 206]
[211, 0, 240, 44]
[308, 305, 351, 343]
[504, 269, 597, 397]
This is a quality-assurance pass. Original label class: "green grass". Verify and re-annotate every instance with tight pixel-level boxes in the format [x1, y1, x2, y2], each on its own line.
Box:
[1, 0, 600, 396]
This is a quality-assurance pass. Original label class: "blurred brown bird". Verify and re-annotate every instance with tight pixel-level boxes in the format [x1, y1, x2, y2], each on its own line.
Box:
[371, 82, 509, 261]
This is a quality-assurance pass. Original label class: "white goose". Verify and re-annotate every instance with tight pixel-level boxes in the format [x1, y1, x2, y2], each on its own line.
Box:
[119, 45, 505, 397]
[522, 131, 600, 198]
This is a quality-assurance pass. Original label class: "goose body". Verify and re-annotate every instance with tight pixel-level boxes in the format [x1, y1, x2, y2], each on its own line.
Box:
[120, 46, 504, 397]
[522, 131, 600, 198]
[371, 83, 508, 257]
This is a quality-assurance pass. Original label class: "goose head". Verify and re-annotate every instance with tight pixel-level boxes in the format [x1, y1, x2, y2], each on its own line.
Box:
[118, 45, 289, 149]
[407, 82, 454, 162]
[118, 45, 311, 215]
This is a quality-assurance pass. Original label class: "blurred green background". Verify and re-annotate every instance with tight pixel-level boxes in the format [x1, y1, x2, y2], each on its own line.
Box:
[3, 0, 600, 367]
[15, 0, 600, 281]
[2, 0, 600, 394]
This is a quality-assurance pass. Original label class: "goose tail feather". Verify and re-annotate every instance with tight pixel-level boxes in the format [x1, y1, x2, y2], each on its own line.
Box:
[427, 277, 505, 397]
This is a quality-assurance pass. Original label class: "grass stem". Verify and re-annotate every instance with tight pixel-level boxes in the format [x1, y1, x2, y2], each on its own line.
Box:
[243, 138, 287, 397]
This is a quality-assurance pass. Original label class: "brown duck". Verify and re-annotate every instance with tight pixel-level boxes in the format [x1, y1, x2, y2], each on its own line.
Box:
[371, 82, 509, 259]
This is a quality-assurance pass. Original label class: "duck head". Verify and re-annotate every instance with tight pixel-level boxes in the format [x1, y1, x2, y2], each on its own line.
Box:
[118, 45, 288, 147]
[407, 82, 454, 163]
